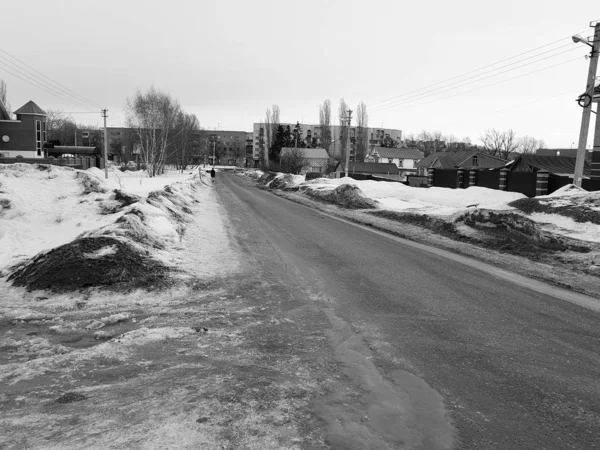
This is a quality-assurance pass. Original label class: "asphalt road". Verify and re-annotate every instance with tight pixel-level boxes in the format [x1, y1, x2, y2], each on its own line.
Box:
[219, 172, 600, 450]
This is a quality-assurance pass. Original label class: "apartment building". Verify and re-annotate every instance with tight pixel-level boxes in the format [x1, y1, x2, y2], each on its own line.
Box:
[252, 123, 402, 164]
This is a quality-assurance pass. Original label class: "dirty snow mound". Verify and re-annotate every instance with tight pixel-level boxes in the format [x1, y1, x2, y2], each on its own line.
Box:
[455, 209, 548, 243]
[301, 183, 377, 209]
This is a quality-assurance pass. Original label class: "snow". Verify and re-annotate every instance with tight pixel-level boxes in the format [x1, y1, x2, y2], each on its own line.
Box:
[301, 177, 600, 243]
[0, 163, 237, 281]
[307, 177, 526, 216]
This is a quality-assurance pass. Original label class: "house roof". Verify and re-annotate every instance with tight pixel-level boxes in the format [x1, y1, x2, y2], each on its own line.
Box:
[0, 99, 10, 120]
[345, 162, 400, 174]
[13, 100, 46, 116]
[373, 147, 424, 160]
[416, 150, 505, 169]
[506, 154, 591, 177]
[536, 148, 593, 160]
[280, 147, 329, 159]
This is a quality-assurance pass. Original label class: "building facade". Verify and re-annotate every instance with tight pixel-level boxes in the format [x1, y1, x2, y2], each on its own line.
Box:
[0, 100, 47, 158]
[252, 123, 402, 165]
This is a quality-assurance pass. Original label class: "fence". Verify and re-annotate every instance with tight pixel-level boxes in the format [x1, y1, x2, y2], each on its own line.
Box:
[428, 168, 600, 197]
[506, 171, 537, 197]
[406, 175, 428, 187]
[0, 156, 102, 170]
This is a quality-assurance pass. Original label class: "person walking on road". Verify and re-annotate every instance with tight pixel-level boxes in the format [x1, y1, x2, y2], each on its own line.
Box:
[210, 167, 216, 183]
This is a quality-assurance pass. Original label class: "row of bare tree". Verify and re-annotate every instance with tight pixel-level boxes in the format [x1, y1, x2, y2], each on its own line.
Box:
[480, 129, 546, 159]
[403, 129, 546, 159]
[260, 98, 370, 171]
[125, 87, 202, 176]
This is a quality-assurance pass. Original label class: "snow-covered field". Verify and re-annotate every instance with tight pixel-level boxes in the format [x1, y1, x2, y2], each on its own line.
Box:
[257, 171, 600, 243]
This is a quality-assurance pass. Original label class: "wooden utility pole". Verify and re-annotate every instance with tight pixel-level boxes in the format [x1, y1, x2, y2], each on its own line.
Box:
[344, 109, 353, 178]
[101, 109, 108, 179]
[573, 21, 600, 186]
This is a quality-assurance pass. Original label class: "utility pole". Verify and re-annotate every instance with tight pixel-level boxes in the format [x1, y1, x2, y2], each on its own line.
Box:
[101, 109, 108, 179]
[573, 21, 600, 186]
[344, 109, 353, 178]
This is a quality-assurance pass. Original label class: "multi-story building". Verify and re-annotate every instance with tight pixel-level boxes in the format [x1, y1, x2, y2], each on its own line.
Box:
[204, 130, 251, 166]
[252, 123, 402, 164]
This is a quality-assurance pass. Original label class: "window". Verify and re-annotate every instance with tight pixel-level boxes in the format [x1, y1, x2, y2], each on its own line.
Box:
[398, 160, 403, 168]
[388, 158, 393, 164]
[36, 120, 42, 156]
[42, 121, 46, 143]
[473, 155, 478, 166]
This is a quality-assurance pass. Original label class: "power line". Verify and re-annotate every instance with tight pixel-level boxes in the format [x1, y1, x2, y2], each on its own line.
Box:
[370, 28, 590, 109]
[384, 56, 582, 113]
[371, 42, 575, 111]
[370, 47, 584, 113]
[0, 47, 101, 110]
[0, 60, 97, 112]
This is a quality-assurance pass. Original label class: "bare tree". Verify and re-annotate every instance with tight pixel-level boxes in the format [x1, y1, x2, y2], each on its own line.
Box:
[481, 129, 519, 159]
[501, 129, 519, 159]
[356, 101, 368, 162]
[170, 112, 200, 171]
[0, 79, 11, 116]
[45, 109, 77, 145]
[480, 129, 505, 158]
[126, 87, 182, 177]
[319, 99, 332, 153]
[280, 147, 309, 174]
[518, 136, 546, 154]
[338, 98, 348, 161]
[263, 104, 279, 171]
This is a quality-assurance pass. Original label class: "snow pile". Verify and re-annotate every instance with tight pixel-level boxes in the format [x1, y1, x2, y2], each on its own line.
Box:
[509, 184, 600, 242]
[262, 171, 599, 244]
[304, 177, 525, 215]
[301, 183, 377, 209]
[0, 164, 209, 292]
[258, 172, 305, 190]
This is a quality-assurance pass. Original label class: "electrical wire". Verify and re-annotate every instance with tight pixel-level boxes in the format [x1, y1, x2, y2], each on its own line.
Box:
[389, 56, 582, 112]
[0, 60, 97, 113]
[370, 28, 590, 108]
[370, 46, 585, 113]
[371, 42, 575, 111]
[0, 47, 101, 110]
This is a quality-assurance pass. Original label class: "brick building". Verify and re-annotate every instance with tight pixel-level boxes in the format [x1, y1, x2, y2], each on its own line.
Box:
[0, 100, 47, 158]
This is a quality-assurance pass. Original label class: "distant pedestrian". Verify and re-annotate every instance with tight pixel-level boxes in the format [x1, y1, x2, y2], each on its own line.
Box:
[210, 167, 216, 183]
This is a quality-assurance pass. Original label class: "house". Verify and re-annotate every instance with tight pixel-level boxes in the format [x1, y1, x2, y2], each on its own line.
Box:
[0, 100, 47, 158]
[415, 150, 506, 176]
[336, 162, 401, 179]
[369, 147, 424, 170]
[280, 147, 331, 173]
[504, 154, 591, 178]
[536, 148, 593, 161]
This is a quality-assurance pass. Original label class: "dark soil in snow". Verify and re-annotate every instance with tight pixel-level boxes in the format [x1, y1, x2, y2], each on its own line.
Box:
[301, 184, 377, 209]
[8, 236, 170, 292]
[509, 197, 600, 225]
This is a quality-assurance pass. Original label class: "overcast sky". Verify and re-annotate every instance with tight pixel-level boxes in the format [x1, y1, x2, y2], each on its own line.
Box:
[2, 0, 599, 148]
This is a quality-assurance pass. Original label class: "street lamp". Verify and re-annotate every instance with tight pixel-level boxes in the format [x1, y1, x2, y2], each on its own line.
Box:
[572, 35, 593, 48]
[572, 21, 600, 187]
